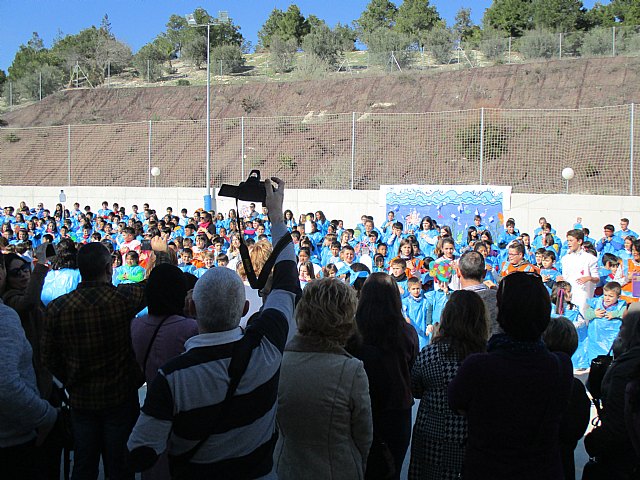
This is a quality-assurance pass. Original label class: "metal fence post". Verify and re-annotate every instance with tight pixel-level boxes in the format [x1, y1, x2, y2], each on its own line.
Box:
[631, 103, 636, 195]
[9, 81, 12, 110]
[107, 61, 111, 87]
[241, 116, 245, 178]
[508, 37, 512, 64]
[147, 59, 150, 82]
[148, 120, 152, 188]
[479, 108, 485, 185]
[559, 33, 563, 59]
[67, 125, 71, 186]
[351, 112, 356, 190]
[613, 26, 616, 57]
[39, 71, 42, 101]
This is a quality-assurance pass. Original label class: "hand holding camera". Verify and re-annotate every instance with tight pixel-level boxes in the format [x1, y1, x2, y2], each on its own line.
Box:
[265, 177, 285, 224]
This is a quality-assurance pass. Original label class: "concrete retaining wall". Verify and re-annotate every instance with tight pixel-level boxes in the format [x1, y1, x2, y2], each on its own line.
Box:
[1, 186, 638, 238]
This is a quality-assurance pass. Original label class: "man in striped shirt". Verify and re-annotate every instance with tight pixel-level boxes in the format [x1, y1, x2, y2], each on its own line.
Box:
[128, 177, 300, 479]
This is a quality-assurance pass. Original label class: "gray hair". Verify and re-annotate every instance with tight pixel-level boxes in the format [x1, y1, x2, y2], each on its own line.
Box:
[193, 267, 246, 333]
[458, 251, 485, 282]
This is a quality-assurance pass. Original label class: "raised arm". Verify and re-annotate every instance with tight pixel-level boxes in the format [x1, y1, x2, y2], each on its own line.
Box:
[258, 178, 301, 345]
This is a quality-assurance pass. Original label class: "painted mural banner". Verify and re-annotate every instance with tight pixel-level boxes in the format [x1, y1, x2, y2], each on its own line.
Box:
[380, 185, 512, 245]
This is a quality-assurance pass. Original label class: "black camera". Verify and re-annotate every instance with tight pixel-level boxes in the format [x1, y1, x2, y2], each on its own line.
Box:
[219, 170, 266, 204]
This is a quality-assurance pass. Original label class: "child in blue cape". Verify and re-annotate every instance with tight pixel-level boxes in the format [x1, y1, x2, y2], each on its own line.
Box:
[550, 281, 588, 369]
[194, 252, 216, 278]
[117, 251, 146, 284]
[424, 258, 454, 337]
[585, 281, 627, 363]
[540, 250, 561, 292]
[402, 277, 430, 350]
[111, 253, 123, 286]
[389, 257, 409, 298]
[178, 248, 197, 275]
[373, 253, 387, 273]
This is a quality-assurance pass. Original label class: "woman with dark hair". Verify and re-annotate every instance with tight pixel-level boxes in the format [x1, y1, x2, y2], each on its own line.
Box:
[448, 272, 573, 480]
[3, 248, 62, 478]
[348, 272, 419, 479]
[409, 290, 488, 480]
[314, 210, 328, 234]
[3, 251, 53, 397]
[284, 209, 297, 232]
[462, 226, 479, 252]
[542, 316, 590, 480]
[584, 310, 640, 479]
[417, 216, 439, 257]
[41, 238, 82, 306]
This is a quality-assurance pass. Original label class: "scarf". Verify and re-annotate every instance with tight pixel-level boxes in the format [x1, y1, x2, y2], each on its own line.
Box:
[488, 333, 546, 355]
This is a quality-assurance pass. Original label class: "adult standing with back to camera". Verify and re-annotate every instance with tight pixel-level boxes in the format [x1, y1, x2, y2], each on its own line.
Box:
[448, 272, 573, 480]
[348, 272, 419, 479]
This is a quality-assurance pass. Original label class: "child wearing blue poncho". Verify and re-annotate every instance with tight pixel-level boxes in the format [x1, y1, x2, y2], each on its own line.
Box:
[551, 281, 589, 369]
[540, 250, 561, 292]
[178, 248, 197, 275]
[424, 258, 454, 340]
[584, 281, 627, 362]
[117, 251, 146, 284]
[403, 277, 431, 350]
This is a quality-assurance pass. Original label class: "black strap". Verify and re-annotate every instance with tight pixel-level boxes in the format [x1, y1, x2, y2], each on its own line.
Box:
[236, 198, 292, 290]
[141, 315, 171, 379]
[171, 328, 265, 466]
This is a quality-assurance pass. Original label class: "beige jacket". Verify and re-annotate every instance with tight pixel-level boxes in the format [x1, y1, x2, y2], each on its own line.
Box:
[274, 334, 373, 480]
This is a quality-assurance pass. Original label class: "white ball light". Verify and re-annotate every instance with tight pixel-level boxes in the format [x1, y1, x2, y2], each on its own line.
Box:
[561, 167, 575, 181]
[150, 167, 161, 177]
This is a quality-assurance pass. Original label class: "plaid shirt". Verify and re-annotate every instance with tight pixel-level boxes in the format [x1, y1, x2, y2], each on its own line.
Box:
[42, 253, 168, 410]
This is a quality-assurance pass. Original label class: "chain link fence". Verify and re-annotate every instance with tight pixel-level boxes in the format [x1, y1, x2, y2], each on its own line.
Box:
[1, 104, 638, 195]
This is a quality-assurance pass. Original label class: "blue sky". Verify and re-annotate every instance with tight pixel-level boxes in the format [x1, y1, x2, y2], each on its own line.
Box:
[0, 0, 606, 72]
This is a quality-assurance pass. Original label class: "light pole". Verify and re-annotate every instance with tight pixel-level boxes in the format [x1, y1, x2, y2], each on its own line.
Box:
[186, 13, 216, 212]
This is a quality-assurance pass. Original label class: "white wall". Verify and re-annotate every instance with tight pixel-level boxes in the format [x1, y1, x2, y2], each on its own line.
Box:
[1, 186, 639, 237]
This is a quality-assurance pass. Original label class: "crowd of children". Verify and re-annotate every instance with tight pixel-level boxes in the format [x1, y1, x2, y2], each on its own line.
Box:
[1, 200, 638, 370]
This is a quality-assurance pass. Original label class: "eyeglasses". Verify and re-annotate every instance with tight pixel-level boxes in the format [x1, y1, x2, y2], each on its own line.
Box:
[7, 263, 31, 276]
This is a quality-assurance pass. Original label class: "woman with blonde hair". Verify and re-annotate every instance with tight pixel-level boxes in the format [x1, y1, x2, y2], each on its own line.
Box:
[275, 278, 372, 480]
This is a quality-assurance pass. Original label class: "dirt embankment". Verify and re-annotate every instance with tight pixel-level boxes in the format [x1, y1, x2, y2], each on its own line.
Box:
[4, 56, 640, 128]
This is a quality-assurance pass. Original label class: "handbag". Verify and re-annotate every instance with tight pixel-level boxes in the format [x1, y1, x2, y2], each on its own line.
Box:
[586, 346, 613, 416]
[365, 433, 395, 480]
[582, 458, 608, 480]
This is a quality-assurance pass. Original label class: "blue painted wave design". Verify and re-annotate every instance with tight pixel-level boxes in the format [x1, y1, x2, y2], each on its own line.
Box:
[386, 189, 503, 207]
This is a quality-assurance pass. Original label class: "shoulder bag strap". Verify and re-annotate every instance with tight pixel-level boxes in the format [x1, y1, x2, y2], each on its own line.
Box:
[141, 315, 171, 379]
[172, 328, 266, 466]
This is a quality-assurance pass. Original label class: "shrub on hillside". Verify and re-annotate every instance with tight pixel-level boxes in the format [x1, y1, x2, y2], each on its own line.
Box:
[480, 30, 508, 62]
[302, 24, 342, 69]
[426, 27, 455, 65]
[517, 30, 558, 60]
[580, 28, 618, 57]
[270, 36, 298, 73]
[211, 44, 246, 75]
[366, 28, 413, 69]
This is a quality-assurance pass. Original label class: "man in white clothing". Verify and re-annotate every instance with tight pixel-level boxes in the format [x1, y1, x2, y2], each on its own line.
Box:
[558, 229, 599, 315]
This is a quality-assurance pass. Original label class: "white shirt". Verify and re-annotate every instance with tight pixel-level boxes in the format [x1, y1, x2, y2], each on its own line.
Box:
[561, 249, 598, 313]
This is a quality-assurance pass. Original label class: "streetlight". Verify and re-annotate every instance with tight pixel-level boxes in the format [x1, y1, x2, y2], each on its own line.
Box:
[186, 12, 216, 212]
[561, 167, 575, 194]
